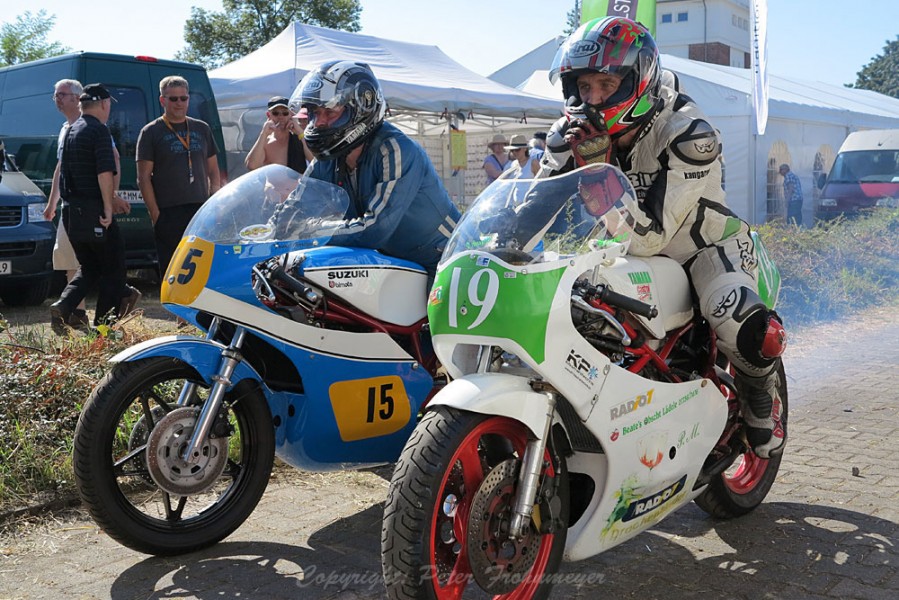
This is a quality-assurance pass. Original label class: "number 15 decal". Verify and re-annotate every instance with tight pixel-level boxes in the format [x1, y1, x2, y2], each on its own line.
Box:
[448, 267, 499, 329]
[329, 376, 412, 442]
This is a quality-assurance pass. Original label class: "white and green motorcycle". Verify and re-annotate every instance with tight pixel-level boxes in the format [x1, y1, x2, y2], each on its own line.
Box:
[381, 163, 786, 599]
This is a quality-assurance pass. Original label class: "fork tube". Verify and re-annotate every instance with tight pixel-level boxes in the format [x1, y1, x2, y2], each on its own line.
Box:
[509, 390, 557, 539]
[177, 317, 224, 407]
[181, 326, 247, 464]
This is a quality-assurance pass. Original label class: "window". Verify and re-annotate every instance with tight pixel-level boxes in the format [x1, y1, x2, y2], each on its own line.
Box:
[677, 12, 688, 22]
[661, 13, 672, 23]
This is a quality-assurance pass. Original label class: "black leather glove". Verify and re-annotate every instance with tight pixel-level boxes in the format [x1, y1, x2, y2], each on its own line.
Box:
[565, 103, 612, 167]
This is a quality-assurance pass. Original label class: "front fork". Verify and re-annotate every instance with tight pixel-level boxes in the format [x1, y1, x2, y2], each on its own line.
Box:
[179, 318, 247, 465]
[509, 388, 558, 540]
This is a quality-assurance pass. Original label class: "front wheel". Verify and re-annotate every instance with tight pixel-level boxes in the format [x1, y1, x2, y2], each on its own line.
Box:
[382, 406, 568, 599]
[694, 362, 788, 518]
[73, 356, 275, 555]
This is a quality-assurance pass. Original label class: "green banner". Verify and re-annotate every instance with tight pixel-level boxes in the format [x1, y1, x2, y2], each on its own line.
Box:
[581, 0, 657, 36]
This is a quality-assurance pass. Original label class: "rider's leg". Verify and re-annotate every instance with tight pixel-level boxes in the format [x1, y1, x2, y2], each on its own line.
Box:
[689, 238, 787, 459]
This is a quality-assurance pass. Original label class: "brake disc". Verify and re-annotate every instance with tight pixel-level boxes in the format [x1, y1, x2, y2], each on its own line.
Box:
[466, 458, 541, 594]
[128, 406, 168, 485]
[145, 406, 229, 496]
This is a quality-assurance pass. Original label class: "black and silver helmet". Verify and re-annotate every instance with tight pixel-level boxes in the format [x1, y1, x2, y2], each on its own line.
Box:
[290, 60, 386, 160]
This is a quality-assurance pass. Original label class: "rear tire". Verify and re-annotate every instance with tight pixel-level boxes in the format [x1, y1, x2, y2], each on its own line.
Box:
[73, 356, 275, 555]
[382, 406, 568, 599]
[695, 363, 788, 518]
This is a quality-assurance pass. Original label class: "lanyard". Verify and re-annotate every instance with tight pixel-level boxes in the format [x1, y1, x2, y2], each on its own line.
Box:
[162, 115, 193, 183]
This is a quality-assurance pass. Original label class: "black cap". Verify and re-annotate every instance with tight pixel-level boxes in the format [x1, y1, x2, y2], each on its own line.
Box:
[267, 96, 290, 110]
[533, 131, 547, 141]
[80, 83, 115, 102]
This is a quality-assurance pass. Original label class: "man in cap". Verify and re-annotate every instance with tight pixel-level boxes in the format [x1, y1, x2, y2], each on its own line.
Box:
[245, 96, 308, 174]
[51, 84, 127, 333]
[137, 75, 221, 279]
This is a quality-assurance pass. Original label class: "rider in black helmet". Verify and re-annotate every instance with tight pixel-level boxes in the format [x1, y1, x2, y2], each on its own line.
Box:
[290, 61, 460, 276]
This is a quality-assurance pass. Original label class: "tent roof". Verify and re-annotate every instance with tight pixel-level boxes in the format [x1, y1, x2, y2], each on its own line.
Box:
[514, 53, 899, 128]
[209, 22, 561, 120]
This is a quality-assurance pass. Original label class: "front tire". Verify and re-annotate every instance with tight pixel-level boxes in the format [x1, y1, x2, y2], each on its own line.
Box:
[73, 356, 275, 555]
[382, 406, 568, 599]
[695, 362, 788, 518]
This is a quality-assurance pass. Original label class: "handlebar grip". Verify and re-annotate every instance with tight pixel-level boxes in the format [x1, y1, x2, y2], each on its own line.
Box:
[269, 265, 319, 303]
[599, 286, 659, 319]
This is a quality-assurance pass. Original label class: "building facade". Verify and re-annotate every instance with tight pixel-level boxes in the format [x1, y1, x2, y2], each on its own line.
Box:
[656, 0, 751, 68]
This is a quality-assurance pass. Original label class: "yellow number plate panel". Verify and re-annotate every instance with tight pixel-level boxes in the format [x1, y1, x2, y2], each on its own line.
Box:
[329, 376, 412, 442]
[160, 236, 215, 306]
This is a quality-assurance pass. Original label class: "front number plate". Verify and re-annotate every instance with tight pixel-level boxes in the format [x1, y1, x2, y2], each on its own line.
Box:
[0, 260, 10, 275]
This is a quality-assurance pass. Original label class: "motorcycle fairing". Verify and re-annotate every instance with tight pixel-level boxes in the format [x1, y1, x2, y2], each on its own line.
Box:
[429, 248, 727, 561]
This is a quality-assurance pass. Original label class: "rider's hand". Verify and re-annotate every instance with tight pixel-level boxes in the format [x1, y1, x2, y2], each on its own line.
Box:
[565, 118, 612, 167]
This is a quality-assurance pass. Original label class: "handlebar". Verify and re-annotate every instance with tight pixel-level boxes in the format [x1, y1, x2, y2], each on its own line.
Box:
[269, 264, 320, 304]
[579, 283, 658, 319]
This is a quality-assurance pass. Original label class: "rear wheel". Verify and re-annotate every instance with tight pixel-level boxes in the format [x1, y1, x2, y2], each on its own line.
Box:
[695, 362, 788, 518]
[382, 406, 568, 599]
[73, 356, 275, 555]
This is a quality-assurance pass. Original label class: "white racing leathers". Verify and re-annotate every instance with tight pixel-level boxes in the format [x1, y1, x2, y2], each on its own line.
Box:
[539, 86, 777, 382]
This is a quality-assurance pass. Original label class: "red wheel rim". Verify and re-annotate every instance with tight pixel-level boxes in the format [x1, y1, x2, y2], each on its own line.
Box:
[428, 416, 556, 599]
[722, 452, 769, 494]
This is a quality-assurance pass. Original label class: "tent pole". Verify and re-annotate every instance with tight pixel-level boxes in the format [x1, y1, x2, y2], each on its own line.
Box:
[750, 132, 758, 224]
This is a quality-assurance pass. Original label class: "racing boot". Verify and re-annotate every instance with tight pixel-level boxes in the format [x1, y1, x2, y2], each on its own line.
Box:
[735, 369, 786, 459]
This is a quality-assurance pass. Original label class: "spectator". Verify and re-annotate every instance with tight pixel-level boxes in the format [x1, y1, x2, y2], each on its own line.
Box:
[779, 163, 803, 226]
[136, 75, 221, 280]
[245, 96, 307, 174]
[50, 84, 127, 334]
[44, 80, 140, 329]
[504, 134, 536, 179]
[483, 134, 510, 185]
[529, 131, 547, 175]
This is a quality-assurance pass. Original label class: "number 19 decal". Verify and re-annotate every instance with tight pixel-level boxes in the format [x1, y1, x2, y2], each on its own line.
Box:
[448, 267, 499, 329]
[329, 376, 412, 442]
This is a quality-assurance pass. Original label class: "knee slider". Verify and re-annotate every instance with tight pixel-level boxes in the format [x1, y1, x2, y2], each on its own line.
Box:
[737, 308, 786, 369]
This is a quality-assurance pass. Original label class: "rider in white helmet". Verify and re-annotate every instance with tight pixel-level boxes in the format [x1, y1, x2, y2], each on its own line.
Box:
[290, 60, 459, 276]
[539, 17, 787, 459]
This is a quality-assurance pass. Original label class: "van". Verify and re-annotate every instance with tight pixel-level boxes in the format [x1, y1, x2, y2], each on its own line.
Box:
[0, 52, 227, 270]
[816, 129, 899, 220]
[0, 141, 55, 306]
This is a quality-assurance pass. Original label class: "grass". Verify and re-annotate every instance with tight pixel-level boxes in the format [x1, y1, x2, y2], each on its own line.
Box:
[0, 209, 896, 515]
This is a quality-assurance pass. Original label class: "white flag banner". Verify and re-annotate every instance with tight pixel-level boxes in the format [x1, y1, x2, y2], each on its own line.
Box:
[750, 0, 769, 135]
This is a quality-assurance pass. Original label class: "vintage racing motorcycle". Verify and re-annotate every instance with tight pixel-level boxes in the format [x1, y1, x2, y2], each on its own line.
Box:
[381, 163, 787, 599]
[73, 164, 440, 556]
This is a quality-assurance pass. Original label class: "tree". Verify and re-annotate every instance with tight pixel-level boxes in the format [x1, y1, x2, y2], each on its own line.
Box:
[565, 0, 581, 35]
[850, 36, 899, 99]
[0, 10, 69, 67]
[177, 0, 362, 69]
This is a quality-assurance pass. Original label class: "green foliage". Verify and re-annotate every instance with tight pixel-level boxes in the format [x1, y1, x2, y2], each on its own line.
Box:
[0, 10, 70, 67]
[565, 0, 581, 35]
[177, 0, 362, 69]
[755, 209, 899, 326]
[850, 36, 899, 98]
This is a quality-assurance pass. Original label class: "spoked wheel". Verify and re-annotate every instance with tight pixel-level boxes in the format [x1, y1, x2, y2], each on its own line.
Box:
[695, 362, 788, 518]
[73, 356, 275, 555]
[382, 406, 568, 599]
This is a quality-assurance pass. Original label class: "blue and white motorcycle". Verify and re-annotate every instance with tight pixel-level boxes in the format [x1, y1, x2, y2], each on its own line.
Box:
[73, 164, 439, 556]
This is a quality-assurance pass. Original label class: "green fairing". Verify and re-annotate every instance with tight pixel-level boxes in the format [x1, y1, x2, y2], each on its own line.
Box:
[752, 231, 781, 309]
[428, 255, 566, 364]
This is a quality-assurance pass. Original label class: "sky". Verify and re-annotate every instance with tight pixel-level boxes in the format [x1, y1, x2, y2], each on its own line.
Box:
[5, 1, 897, 88]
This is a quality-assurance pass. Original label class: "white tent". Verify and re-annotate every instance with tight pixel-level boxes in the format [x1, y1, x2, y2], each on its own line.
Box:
[209, 22, 562, 198]
[509, 55, 899, 224]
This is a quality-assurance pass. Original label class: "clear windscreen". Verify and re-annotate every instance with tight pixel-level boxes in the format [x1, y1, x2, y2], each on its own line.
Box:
[441, 163, 638, 265]
[184, 164, 350, 244]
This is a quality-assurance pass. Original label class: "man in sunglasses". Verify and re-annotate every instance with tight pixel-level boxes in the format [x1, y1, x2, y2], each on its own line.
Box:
[136, 75, 221, 280]
[245, 96, 308, 174]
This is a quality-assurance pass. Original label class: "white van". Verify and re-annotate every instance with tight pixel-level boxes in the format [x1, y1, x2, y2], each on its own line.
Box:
[816, 129, 899, 219]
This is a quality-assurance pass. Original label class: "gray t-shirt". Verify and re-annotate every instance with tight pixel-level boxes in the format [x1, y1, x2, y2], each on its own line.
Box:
[136, 116, 217, 209]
